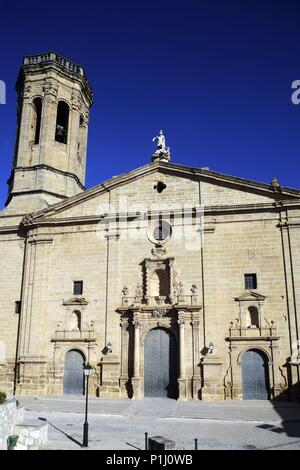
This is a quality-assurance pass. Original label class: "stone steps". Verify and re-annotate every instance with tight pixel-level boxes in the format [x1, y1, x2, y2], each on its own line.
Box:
[13, 420, 48, 450]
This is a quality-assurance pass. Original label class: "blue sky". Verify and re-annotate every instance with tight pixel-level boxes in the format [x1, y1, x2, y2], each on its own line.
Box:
[0, 0, 300, 208]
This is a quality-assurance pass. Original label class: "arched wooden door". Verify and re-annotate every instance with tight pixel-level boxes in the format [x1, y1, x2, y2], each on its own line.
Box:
[144, 328, 178, 399]
[63, 349, 85, 395]
[242, 349, 270, 399]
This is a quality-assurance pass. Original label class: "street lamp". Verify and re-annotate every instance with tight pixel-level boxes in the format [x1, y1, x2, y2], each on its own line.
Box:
[82, 363, 93, 448]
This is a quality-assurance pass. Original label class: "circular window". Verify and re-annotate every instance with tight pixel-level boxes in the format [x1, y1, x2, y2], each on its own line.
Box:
[150, 220, 172, 244]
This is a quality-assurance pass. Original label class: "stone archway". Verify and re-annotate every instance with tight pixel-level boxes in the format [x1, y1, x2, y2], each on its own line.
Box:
[241, 349, 270, 399]
[144, 327, 178, 399]
[63, 349, 85, 395]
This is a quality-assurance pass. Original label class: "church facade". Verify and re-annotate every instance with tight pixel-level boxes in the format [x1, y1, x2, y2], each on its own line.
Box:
[0, 52, 300, 401]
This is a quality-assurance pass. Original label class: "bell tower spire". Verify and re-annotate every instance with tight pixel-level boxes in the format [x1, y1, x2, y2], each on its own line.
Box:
[6, 52, 93, 213]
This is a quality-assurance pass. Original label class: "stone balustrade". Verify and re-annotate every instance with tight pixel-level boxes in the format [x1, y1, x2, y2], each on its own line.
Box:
[229, 326, 277, 338]
[23, 52, 83, 75]
[122, 294, 200, 308]
[52, 329, 96, 341]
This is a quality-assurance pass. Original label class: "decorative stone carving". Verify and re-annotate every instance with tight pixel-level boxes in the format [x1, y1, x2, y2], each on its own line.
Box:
[191, 284, 198, 294]
[122, 286, 129, 297]
[155, 296, 166, 305]
[151, 245, 167, 258]
[151, 308, 167, 318]
[120, 318, 128, 330]
[23, 84, 32, 101]
[135, 284, 143, 297]
[133, 319, 141, 329]
[63, 297, 88, 307]
[134, 284, 143, 304]
[71, 90, 82, 111]
[173, 274, 184, 296]
[178, 282, 184, 295]
[43, 79, 58, 102]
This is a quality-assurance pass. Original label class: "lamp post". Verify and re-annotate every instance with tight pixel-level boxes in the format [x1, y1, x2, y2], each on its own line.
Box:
[82, 363, 92, 448]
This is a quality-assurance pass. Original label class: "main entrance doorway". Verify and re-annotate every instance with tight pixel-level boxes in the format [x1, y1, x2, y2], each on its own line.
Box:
[63, 349, 85, 394]
[144, 328, 178, 399]
[242, 349, 270, 399]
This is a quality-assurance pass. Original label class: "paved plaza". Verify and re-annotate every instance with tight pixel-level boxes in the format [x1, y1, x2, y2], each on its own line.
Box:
[16, 397, 300, 450]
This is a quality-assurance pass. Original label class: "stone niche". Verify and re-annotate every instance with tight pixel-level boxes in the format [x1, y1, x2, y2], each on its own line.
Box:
[144, 257, 174, 305]
[117, 256, 202, 401]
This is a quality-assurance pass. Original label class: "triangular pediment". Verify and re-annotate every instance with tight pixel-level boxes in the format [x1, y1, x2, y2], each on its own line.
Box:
[235, 291, 266, 302]
[63, 297, 88, 306]
[21, 161, 300, 225]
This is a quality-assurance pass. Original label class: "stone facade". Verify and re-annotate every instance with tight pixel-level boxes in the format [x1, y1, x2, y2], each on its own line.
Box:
[0, 53, 300, 401]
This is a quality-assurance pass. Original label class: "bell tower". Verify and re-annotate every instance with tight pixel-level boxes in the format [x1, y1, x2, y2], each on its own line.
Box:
[6, 52, 93, 213]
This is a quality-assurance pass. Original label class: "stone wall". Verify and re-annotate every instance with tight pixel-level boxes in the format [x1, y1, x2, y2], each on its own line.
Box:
[0, 399, 48, 450]
[0, 400, 23, 450]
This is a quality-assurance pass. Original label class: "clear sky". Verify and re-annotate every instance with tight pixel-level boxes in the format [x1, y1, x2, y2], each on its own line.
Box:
[0, 0, 300, 208]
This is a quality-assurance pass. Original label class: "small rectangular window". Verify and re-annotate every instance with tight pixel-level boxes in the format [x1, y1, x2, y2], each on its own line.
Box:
[15, 301, 21, 314]
[73, 281, 83, 295]
[244, 273, 257, 290]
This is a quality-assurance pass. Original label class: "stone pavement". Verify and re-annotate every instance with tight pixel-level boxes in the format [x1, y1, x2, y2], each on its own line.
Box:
[16, 397, 300, 450]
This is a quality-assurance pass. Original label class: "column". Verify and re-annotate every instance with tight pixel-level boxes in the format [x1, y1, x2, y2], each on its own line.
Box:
[177, 315, 187, 400]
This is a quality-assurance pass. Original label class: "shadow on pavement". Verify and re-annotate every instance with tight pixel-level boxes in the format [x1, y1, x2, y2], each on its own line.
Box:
[256, 381, 300, 443]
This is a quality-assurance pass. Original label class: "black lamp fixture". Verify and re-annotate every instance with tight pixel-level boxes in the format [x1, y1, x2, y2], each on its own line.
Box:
[82, 363, 93, 448]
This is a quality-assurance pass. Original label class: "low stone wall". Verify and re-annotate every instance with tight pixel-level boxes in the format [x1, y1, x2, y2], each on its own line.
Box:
[0, 399, 48, 450]
[0, 400, 23, 450]
[14, 422, 48, 450]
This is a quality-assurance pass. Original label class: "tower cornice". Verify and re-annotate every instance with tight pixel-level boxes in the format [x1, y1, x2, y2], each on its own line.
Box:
[16, 52, 93, 105]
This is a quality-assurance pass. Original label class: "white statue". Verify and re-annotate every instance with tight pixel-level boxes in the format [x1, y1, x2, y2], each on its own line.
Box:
[152, 129, 166, 151]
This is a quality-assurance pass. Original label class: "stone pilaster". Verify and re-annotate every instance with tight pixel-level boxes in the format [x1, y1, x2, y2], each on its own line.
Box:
[39, 79, 58, 165]
[17, 236, 53, 395]
[177, 315, 187, 400]
[132, 318, 142, 398]
[191, 319, 201, 399]
[120, 318, 129, 397]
